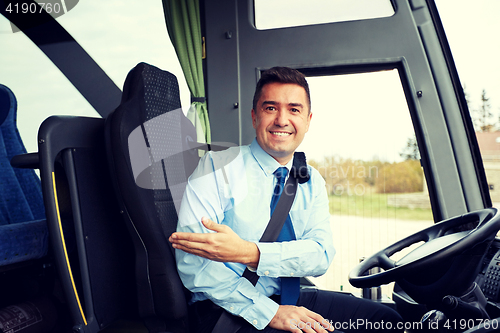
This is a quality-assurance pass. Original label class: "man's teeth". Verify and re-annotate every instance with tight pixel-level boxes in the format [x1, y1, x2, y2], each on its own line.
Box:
[271, 132, 290, 136]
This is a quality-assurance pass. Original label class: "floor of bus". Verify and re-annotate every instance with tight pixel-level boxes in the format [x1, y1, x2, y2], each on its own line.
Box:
[100, 320, 148, 333]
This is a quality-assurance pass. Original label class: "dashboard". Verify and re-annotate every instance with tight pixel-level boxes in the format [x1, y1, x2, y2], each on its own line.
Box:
[476, 239, 500, 303]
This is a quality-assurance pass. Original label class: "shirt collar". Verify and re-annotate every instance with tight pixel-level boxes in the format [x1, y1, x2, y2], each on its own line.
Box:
[250, 138, 294, 177]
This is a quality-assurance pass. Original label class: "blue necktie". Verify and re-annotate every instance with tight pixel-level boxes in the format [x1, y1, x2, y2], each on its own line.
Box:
[271, 167, 300, 305]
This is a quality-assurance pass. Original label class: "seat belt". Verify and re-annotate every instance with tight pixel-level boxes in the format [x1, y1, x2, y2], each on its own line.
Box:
[241, 173, 298, 285]
[211, 152, 309, 333]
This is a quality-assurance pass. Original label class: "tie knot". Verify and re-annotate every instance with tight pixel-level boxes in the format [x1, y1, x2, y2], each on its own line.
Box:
[274, 167, 288, 185]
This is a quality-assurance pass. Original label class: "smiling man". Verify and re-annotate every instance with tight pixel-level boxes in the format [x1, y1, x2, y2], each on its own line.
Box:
[170, 67, 403, 332]
[251, 80, 311, 165]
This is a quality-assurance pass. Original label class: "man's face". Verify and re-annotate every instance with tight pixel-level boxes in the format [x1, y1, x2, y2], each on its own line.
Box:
[251, 82, 312, 165]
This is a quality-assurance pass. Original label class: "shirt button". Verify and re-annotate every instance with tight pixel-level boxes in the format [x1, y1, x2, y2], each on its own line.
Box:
[230, 306, 234, 311]
[290, 272, 294, 276]
[253, 319, 258, 326]
[264, 271, 269, 276]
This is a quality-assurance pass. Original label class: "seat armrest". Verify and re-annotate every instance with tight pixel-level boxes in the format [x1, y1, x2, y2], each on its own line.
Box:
[11, 152, 40, 169]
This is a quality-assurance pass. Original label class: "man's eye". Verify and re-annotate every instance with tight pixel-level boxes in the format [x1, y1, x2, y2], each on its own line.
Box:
[291, 108, 300, 113]
[266, 106, 276, 111]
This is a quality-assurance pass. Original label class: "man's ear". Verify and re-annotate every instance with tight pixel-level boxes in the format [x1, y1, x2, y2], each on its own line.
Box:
[251, 109, 257, 129]
[305, 111, 312, 132]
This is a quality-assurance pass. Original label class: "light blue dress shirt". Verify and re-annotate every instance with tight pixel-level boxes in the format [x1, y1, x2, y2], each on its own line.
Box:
[175, 139, 335, 330]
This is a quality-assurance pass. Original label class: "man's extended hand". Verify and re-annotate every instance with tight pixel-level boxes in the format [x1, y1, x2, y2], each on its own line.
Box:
[270, 305, 334, 333]
[169, 217, 260, 268]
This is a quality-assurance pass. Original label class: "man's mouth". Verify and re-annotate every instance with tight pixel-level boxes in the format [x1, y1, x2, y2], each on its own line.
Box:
[270, 131, 291, 137]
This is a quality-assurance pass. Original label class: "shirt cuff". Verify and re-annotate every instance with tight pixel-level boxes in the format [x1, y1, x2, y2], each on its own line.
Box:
[246, 265, 257, 272]
[255, 242, 283, 277]
[239, 292, 279, 330]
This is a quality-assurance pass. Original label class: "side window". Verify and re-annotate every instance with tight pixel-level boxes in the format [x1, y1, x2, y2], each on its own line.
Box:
[477, 132, 500, 204]
[0, 16, 99, 154]
[0, 2, 190, 154]
[299, 69, 434, 295]
[254, 0, 394, 30]
[435, 1, 500, 207]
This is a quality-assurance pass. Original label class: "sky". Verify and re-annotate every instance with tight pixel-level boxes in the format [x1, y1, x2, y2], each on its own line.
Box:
[0, 0, 499, 161]
[298, 70, 413, 162]
[435, 0, 500, 115]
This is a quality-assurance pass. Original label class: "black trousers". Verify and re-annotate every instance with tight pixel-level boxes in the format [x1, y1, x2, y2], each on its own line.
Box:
[190, 289, 404, 332]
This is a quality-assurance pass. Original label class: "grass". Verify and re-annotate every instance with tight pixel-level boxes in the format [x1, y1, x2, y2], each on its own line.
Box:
[328, 193, 434, 221]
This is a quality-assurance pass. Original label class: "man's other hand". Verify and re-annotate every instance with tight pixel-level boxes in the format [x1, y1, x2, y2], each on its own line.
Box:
[169, 217, 260, 268]
[270, 305, 334, 333]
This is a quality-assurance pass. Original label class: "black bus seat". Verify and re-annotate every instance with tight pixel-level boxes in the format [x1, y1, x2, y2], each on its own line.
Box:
[33, 115, 136, 332]
[0, 84, 47, 268]
[105, 62, 200, 333]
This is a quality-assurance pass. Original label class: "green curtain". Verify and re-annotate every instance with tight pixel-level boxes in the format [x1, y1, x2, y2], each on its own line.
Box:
[162, 0, 211, 144]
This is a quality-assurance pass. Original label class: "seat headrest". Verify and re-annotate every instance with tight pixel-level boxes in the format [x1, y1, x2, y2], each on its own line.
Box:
[0, 84, 14, 127]
[121, 62, 181, 121]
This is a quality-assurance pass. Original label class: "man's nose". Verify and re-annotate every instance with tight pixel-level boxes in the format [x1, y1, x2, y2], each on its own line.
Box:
[274, 109, 289, 126]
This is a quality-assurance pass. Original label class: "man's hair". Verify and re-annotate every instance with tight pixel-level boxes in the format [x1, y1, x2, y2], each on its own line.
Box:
[252, 67, 311, 112]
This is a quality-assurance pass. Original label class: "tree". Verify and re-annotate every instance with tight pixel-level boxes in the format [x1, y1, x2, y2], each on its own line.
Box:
[375, 160, 423, 193]
[399, 136, 420, 160]
[473, 89, 493, 132]
[464, 84, 471, 107]
[309, 156, 385, 195]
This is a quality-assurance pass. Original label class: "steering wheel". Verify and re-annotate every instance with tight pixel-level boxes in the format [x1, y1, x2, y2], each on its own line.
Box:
[349, 208, 500, 304]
